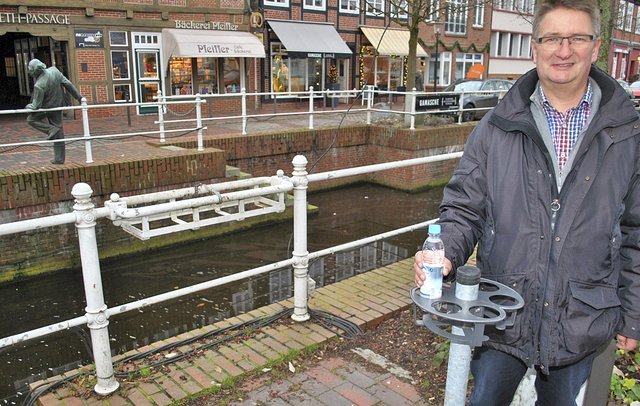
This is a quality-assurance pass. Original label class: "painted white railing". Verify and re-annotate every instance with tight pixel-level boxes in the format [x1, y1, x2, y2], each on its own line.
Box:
[0, 152, 461, 394]
[0, 87, 503, 165]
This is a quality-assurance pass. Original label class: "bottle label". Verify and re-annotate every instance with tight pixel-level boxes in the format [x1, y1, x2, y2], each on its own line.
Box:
[420, 264, 443, 299]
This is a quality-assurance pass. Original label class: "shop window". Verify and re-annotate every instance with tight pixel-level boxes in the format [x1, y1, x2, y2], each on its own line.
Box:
[138, 51, 158, 79]
[140, 82, 159, 103]
[272, 54, 289, 93]
[196, 57, 218, 94]
[109, 31, 128, 47]
[114, 84, 131, 102]
[290, 58, 306, 92]
[222, 58, 241, 93]
[308, 58, 322, 90]
[429, 51, 452, 87]
[389, 57, 403, 90]
[170, 58, 193, 95]
[111, 50, 130, 80]
[4, 57, 16, 78]
[455, 53, 483, 80]
[377, 58, 389, 89]
[360, 52, 376, 88]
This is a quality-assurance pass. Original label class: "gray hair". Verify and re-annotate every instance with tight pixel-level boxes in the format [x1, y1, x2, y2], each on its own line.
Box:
[532, 0, 601, 38]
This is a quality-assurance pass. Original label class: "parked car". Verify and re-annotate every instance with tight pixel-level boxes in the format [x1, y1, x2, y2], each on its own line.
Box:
[630, 81, 640, 101]
[442, 79, 514, 122]
[617, 79, 634, 100]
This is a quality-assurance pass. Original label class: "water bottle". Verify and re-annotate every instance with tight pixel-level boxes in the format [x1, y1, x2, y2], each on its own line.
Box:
[420, 224, 445, 299]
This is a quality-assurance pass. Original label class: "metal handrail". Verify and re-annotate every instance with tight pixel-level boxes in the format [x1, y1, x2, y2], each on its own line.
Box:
[0, 151, 462, 394]
[0, 87, 484, 165]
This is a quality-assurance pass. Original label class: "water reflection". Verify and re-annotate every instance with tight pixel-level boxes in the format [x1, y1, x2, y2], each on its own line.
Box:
[0, 183, 442, 401]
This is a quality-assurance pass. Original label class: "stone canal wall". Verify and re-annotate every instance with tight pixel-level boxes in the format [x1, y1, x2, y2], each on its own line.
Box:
[0, 124, 472, 283]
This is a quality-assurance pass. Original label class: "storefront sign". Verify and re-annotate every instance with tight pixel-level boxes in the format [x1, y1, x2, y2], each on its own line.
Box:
[0, 12, 70, 24]
[415, 94, 459, 111]
[75, 29, 104, 48]
[196, 44, 254, 55]
[175, 20, 239, 31]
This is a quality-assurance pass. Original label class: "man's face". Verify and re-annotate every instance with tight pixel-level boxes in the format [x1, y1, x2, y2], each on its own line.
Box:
[531, 7, 601, 89]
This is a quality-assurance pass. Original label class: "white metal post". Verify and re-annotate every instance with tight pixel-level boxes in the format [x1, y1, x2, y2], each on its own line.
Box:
[241, 87, 248, 135]
[457, 90, 464, 125]
[157, 89, 166, 143]
[72, 183, 119, 395]
[366, 85, 373, 125]
[308, 87, 314, 130]
[410, 88, 416, 130]
[81, 97, 93, 164]
[291, 155, 310, 322]
[195, 93, 204, 151]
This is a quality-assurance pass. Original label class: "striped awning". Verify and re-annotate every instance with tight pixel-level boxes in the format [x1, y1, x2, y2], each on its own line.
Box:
[360, 26, 429, 57]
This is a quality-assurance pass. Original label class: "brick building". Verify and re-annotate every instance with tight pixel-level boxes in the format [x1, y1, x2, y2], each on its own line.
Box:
[0, 1, 527, 117]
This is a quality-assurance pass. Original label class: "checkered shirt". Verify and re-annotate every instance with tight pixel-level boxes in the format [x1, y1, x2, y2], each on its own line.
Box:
[540, 82, 593, 170]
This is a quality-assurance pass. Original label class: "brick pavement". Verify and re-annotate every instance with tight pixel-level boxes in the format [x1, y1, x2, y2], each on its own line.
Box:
[30, 258, 429, 405]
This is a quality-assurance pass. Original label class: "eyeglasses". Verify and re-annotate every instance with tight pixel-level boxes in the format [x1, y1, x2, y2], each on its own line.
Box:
[534, 35, 596, 49]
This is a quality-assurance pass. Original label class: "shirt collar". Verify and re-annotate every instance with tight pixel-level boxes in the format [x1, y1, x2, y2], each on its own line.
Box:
[538, 81, 593, 113]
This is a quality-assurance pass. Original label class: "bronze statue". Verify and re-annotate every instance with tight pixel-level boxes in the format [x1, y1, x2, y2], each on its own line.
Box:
[25, 59, 83, 165]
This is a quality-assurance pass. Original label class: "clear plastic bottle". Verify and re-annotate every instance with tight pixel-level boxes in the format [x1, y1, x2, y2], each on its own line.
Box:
[420, 224, 445, 299]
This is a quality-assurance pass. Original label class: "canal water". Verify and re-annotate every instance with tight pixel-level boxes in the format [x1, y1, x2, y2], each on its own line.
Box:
[0, 183, 443, 402]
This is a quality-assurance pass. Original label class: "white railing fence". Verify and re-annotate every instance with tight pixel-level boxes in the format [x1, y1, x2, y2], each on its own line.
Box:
[0, 152, 461, 394]
[0, 87, 503, 164]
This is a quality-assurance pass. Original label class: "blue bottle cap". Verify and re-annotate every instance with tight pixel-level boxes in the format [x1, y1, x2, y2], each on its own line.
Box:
[428, 224, 441, 234]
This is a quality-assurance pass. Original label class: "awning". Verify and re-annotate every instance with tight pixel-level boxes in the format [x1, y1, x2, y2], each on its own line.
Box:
[360, 26, 429, 57]
[161, 28, 265, 68]
[267, 20, 352, 58]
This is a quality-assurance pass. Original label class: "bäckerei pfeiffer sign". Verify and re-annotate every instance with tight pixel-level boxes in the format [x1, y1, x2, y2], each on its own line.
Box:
[0, 12, 70, 24]
[174, 20, 238, 30]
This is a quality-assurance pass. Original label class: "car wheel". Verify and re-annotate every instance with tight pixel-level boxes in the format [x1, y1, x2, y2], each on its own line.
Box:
[462, 104, 475, 122]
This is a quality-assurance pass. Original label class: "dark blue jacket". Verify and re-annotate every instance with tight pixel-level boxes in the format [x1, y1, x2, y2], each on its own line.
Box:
[439, 66, 640, 370]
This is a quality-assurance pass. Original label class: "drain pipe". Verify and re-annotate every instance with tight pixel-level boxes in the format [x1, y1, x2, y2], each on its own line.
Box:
[444, 265, 480, 406]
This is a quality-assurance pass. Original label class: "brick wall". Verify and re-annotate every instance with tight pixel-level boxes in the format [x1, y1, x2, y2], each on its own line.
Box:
[0, 124, 471, 283]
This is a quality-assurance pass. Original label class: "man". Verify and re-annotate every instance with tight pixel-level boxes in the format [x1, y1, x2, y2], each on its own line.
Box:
[414, 0, 640, 404]
[25, 59, 83, 164]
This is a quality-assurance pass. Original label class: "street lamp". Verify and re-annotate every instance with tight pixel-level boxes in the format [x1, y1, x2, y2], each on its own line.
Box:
[433, 26, 441, 92]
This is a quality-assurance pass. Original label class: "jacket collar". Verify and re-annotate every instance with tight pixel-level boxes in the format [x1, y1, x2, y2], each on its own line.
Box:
[489, 65, 638, 137]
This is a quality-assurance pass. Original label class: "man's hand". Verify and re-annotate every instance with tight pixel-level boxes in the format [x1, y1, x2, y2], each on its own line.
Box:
[617, 335, 639, 351]
[414, 251, 452, 287]
[25, 103, 35, 110]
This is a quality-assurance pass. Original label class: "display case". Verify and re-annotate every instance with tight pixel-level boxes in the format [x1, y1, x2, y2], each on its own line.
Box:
[169, 58, 193, 95]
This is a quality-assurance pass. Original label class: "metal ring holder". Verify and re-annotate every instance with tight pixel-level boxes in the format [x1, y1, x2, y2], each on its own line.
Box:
[411, 277, 524, 347]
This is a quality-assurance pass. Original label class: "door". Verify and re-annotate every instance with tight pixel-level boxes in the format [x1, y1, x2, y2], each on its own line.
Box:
[136, 50, 160, 114]
[131, 32, 163, 115]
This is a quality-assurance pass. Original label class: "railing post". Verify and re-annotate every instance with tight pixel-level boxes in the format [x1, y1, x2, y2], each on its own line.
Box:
[410, 87, 416, 130]
[195, 93, 204, 152]
[458, 89, 464, 125]
[241, 87, 248, 135]
[157, 89, 166, 143]
[291, 155, 310, 322]
[367, 85, 373, 125]
[308, 87, 314, 130]
[71, 183, 119, 395]
[80, 97, 93, 164]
